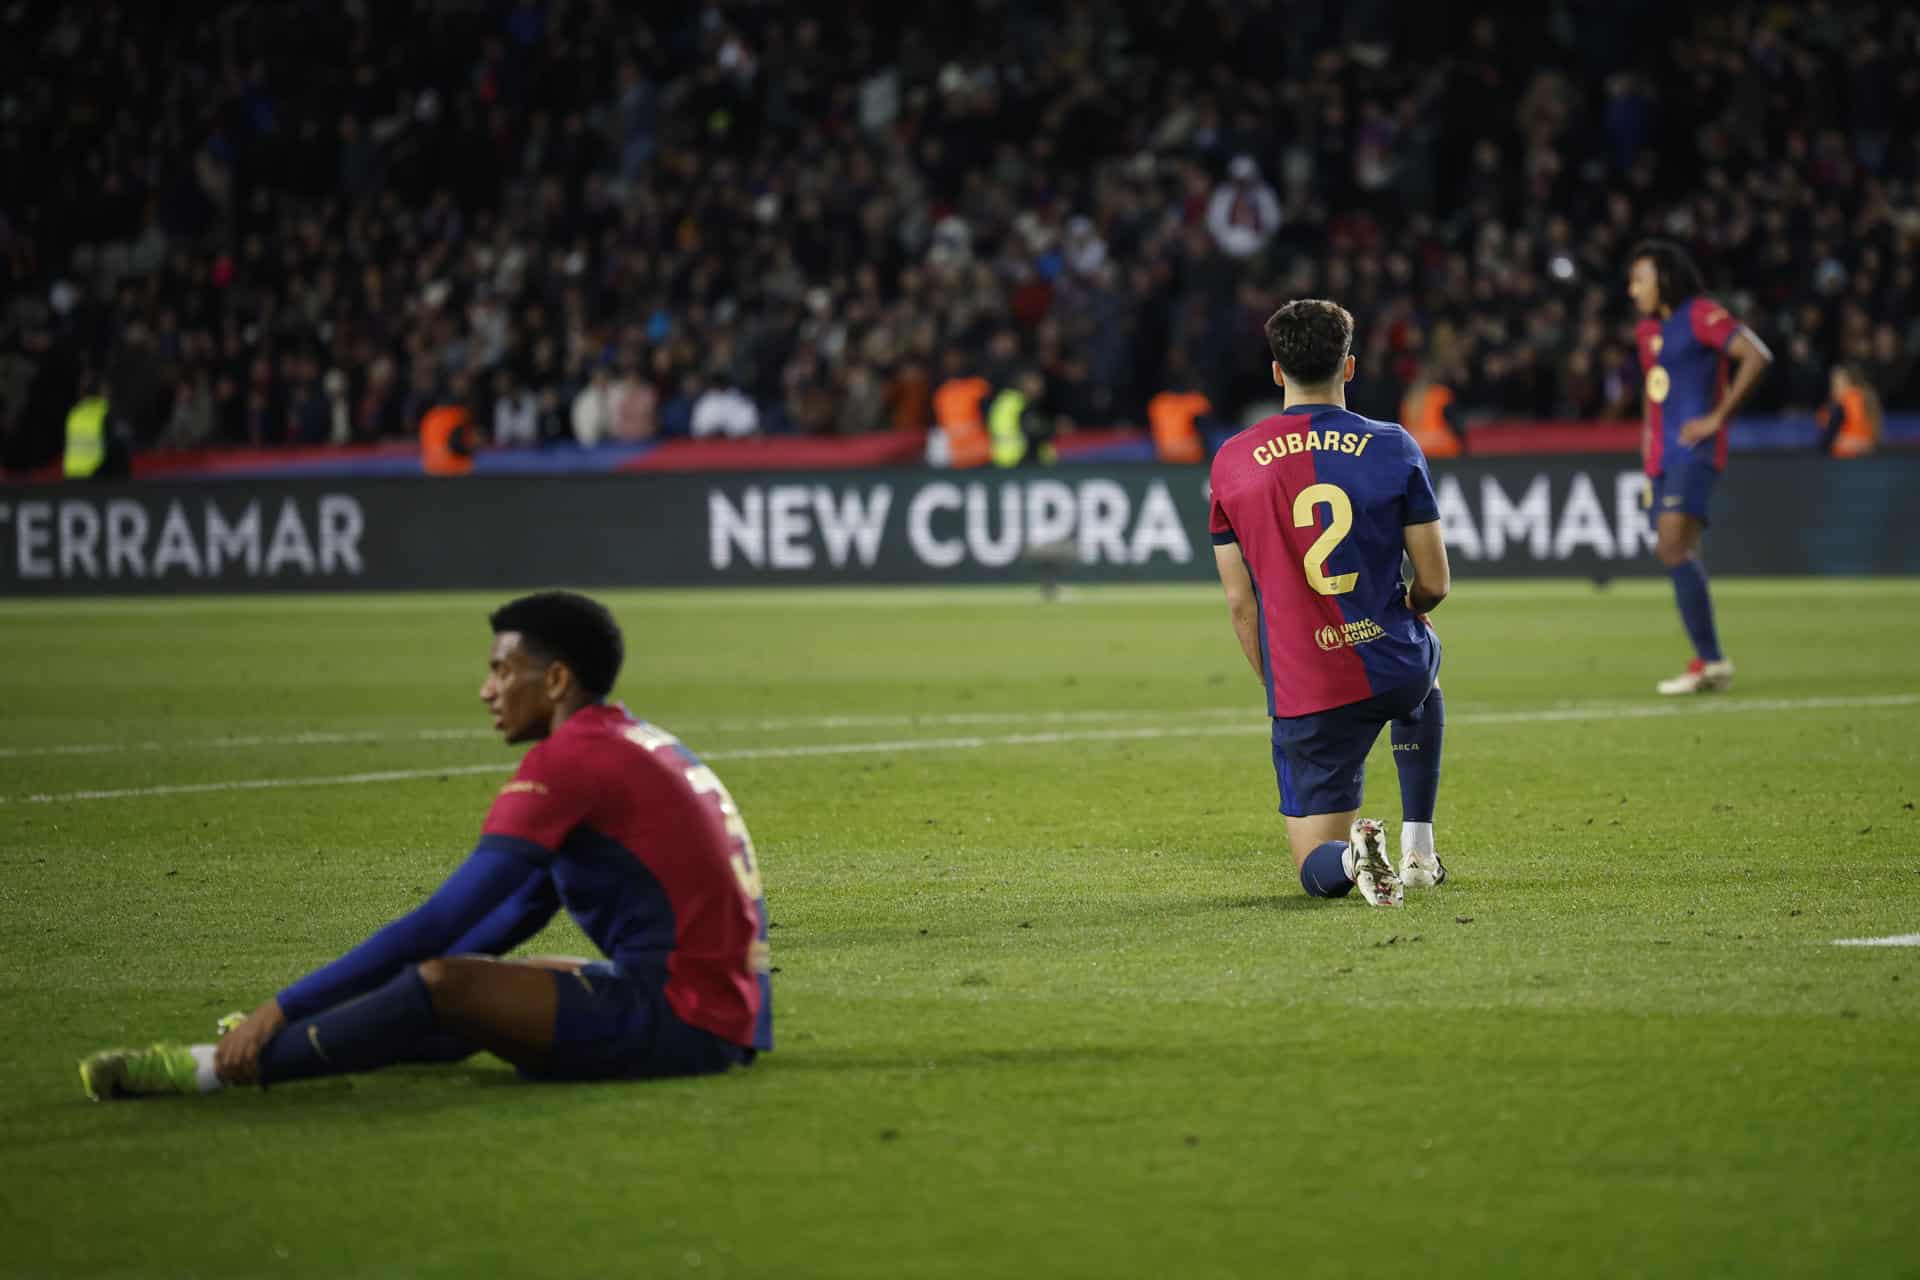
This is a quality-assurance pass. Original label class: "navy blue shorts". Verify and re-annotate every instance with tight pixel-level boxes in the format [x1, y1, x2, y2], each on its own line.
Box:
[1648, 464, 1718, 527]
[528, 962, 751, 1082]
[1271, 663, 1440, 819]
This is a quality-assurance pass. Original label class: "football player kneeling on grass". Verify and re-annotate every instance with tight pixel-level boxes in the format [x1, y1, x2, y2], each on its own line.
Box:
[1209, 300, 1452, 907]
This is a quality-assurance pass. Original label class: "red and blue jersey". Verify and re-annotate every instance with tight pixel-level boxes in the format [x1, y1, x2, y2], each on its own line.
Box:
[482, 704, 772, 1052]
[1209, 404, 1441, 718]
[1636, 297, 1766, 476]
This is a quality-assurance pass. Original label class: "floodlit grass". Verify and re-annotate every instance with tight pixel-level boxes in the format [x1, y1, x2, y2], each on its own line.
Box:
[2, 579, 1917, 1278]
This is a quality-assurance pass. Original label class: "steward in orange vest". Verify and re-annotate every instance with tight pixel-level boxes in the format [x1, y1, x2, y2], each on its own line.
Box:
[931, 373, 991, 469]
[1147, 389, 1210, 464]
[420, 403, 479, 475]
[1819, 365, 1879, 458]
[1400, 377, 1462, 459]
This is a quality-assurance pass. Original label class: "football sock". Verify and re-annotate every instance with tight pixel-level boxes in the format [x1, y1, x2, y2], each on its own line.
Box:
[1668, 559, 1724, 662]
[258, 966, 439, 1086]
[188, 1044, 223, 1093]
[1391, 686, 1444, 826]
[1300, 840, 1356, 898]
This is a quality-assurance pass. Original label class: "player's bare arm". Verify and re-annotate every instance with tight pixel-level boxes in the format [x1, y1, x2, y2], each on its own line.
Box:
[1212, 542, 1264, 681]
[1679, 332, 1773, 446]
[1404, 521, 1450, 615]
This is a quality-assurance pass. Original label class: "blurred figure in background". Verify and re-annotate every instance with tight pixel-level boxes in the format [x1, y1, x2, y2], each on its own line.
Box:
[1818, 365, 1881, 458]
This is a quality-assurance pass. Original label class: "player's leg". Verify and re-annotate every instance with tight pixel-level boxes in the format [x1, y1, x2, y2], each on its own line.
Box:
[1288, 813, 1398, 907]
[1392, 682, 1446, 887]
[80, 957, 560, 1099]
[1272, 710, 1401, 907]
[254, 956, 559, 1086]
[1654, 476, 1733, 693]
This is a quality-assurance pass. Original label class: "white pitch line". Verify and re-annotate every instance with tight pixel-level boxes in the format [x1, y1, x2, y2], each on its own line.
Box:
[0, 706, 1257, 761]
[4, 691, 1916, 807]
[6, 763, 514, 804]
[1831, 934, 1920, 947]
[9, 692, 1916, 762]
[1454, 692, 1920, 726]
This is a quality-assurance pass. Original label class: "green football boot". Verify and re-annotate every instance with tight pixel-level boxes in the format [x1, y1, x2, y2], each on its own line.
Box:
[79, 1044, 200, 1100]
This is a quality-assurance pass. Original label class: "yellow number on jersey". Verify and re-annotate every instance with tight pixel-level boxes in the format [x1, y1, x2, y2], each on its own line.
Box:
[1293, 483, 1358, 595]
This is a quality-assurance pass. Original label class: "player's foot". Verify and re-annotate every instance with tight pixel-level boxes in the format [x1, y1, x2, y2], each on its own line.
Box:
[1348, 818, 1402, 907]
[1401, 845, 1448, 889]
[1656, 657, 1734, 695]
[216, 1011, 247, 1038]
[79, 1044, 199, 1101]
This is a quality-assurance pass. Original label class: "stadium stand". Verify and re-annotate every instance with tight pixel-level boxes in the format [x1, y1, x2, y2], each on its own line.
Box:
[2, 0, 1917, 474]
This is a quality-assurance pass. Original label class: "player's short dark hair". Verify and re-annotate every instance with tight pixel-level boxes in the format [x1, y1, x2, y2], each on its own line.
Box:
[1265, 299, 1355, 385]
[1630, 239, 1706, 307]
[489, 591, 624, 700]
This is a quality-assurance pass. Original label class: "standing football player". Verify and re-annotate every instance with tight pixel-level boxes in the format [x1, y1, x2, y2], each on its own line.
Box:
[1209, 300, 1451, 907]
[1627, 240, 1773, 694]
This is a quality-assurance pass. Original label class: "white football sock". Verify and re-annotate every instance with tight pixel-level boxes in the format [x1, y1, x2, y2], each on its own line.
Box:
[188, 1044, 224, 1093]
[1402, 821, 1435, 859]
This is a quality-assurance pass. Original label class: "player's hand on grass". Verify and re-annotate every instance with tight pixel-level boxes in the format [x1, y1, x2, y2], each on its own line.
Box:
[1679, 414, 1722, 445]
[214, 999, 287, 1085]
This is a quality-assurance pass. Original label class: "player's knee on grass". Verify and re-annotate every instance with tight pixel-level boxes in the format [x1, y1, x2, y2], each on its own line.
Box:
[1299, 841, 1353, 897]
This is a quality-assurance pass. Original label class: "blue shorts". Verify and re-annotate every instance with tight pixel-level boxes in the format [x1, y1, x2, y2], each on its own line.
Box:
[1648, 464, 1718, 527]
[1271, 663, 1440, 819]
[528, 962, 751, 1082]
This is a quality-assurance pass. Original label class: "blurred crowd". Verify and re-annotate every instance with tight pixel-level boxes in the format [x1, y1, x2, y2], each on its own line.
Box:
[2, 0, 1918, 467]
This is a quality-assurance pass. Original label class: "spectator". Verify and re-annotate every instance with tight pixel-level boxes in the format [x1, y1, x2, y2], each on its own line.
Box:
[692, 376, 760, 439]
[158, 374, 215, 449]
[493, 370, 539, 447]
[608, 359, 657, 442]
[1206, 156, 1284, 262]
[571, 365, 616, 447]
[836, 364, 889, 435]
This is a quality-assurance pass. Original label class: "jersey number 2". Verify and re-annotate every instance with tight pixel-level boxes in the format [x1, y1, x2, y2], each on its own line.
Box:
[1293, 483, 1358, 595]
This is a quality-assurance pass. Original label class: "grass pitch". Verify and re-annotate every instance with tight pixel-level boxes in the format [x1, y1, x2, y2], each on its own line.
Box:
[2, 579, 1917, 1278]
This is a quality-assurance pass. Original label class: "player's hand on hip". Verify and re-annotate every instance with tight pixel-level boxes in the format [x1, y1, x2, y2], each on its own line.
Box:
[1678, 415, 1721, 445]
[215, 998, 287, 1085]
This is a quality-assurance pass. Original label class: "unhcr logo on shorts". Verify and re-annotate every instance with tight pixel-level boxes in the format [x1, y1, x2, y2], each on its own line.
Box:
[1314, 619, 1387, 652]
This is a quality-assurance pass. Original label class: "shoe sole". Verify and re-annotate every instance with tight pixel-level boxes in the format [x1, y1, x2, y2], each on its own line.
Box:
[1350, 821, 1403, 907]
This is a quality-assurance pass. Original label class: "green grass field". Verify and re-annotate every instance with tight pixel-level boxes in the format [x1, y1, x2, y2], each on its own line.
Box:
[3, 579, 1918, 1278]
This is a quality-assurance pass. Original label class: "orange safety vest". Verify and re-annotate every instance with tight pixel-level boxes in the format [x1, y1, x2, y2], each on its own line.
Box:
[933, 375, 991, 469]
[1147, 390, 1209, 464]
[1832, 386, 1876, 458]
[1401, 384, 1461, 458]
[419, 404, 477, 475]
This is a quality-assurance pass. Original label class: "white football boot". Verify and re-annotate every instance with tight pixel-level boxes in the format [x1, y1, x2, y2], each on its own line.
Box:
[1399, 829, 1448, 889]
[1347, 818, 1403, 907]
[1656, 657, 1734, 695]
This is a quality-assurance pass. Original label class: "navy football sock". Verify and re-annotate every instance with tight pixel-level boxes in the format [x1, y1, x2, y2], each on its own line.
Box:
[259, 967, 440, 1085]
[1392, 687, 1444, 824]
[1299, 841, 1355, 898]
[1668, 559, 1724, 662]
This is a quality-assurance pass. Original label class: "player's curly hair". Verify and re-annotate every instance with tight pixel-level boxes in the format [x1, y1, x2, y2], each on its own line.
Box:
[1265, 299, 1355, 385]
[1630, 239, 1706, 308]
[489, 591, 624, 700]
